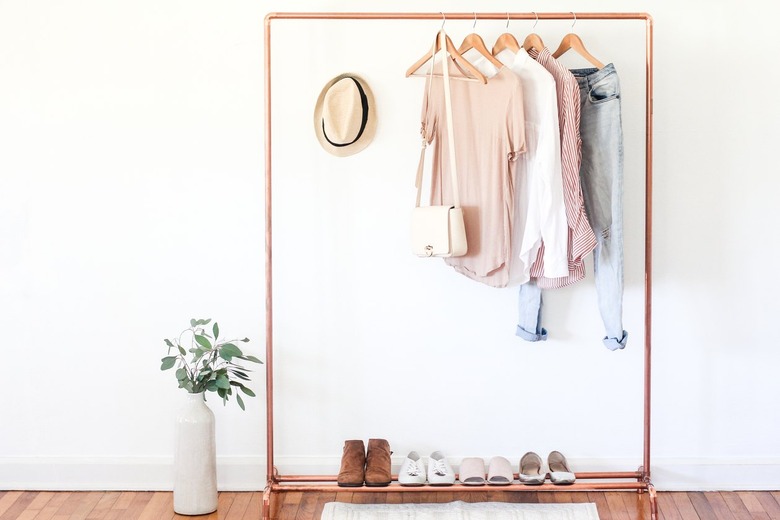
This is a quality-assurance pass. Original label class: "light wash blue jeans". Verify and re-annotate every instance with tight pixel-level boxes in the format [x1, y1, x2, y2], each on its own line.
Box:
[516, 63, 628, 350]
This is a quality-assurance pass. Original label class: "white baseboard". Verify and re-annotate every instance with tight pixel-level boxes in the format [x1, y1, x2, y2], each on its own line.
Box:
[2, 456, 779, 491]
[0, 457, 266, 491]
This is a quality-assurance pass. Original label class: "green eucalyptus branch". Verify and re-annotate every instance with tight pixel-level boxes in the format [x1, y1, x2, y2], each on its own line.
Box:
[161, 318, 262, 410]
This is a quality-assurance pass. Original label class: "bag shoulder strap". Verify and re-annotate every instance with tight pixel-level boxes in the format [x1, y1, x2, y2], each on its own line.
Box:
[415, 30, 461, 209]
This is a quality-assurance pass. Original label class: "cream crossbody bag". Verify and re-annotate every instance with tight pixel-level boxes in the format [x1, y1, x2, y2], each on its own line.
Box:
[410, 30, 468, 258]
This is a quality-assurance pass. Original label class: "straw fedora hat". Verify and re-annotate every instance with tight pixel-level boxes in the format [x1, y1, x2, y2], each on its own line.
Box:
[313, 73, 377, 157]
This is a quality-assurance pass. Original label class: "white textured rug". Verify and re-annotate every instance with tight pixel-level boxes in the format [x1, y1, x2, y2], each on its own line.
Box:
[321, 501, 600, 520]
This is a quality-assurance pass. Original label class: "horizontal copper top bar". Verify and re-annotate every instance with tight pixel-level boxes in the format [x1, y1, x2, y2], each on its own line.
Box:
[266, 12, 652, 22]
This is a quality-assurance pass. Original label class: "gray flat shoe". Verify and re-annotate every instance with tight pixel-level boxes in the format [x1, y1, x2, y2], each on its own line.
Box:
[518, 452, 545, 485]
[548, 450, 576, 484]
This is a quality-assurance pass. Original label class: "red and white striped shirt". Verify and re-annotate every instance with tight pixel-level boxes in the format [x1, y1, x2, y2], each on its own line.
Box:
[527, 47, 597, 289]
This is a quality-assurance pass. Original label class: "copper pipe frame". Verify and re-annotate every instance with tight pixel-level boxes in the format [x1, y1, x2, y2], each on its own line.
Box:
[264, 10, 654, 520]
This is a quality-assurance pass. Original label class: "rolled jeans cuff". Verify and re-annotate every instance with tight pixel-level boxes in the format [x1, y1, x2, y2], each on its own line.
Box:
[516, 325, 548, 342]
[603, 330, 628, 351]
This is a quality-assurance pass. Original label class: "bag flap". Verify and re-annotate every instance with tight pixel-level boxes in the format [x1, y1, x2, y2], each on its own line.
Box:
[411, 206, 453, 256]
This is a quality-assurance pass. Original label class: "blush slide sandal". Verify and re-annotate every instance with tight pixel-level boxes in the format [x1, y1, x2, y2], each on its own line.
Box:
[458, 457, 486, 486]
[487, 456, 514, 485]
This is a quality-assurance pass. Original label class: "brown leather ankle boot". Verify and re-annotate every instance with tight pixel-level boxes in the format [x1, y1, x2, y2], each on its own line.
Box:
[364, 438, 392, 486]
[337, 440, 365, 487]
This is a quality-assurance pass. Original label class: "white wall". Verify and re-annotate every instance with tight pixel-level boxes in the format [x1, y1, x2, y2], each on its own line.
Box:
[1, 0, 778, 492]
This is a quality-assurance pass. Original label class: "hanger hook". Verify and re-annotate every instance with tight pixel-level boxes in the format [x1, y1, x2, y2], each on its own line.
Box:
[532, 12, 539, 30]
[440, 12, 445, 29]
[571, 12, 577, 30]
[506, 12, 510, 29]
[473, 12, 477, 30]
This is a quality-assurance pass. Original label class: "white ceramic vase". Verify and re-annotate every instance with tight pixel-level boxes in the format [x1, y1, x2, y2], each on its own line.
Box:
[174, 392, 218, 515]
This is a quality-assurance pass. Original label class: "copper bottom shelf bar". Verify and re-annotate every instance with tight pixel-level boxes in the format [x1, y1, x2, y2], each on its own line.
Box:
[270, 482, 649, 492]
[276, 471, 643, 483]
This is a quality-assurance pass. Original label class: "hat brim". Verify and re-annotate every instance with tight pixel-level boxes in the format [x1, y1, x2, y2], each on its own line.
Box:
[313, 73, 377, 157]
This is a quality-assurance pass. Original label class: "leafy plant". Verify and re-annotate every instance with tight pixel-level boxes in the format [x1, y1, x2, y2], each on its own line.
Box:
[161, 318, 262, 410]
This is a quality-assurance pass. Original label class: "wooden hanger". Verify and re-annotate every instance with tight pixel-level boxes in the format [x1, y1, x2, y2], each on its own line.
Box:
[521, 12, 544, 54]
[551, 13, 605, 68]
[523, 33, 545, 53]
[458, 33, 504, 69]
[552, 33, 605, 68]
[492, 32, 521, 56]
[406, 30, 487, 83]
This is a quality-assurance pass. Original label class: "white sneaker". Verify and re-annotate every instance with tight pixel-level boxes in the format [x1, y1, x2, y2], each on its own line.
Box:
[427, 451, 456, 485]
[398, 451, 427, 486]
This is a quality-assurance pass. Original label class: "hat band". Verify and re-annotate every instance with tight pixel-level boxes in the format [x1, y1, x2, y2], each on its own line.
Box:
[322, 78, 369, 147]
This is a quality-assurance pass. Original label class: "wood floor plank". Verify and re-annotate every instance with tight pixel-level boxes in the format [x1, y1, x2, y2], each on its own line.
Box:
[516, 491, 539, 503]
[99, 509, 123, 520]
[751, 513, 771, 520]
[401, 492, 421, 504]
[554, 491, 575, 503]
[311, 492, 336, 519]
[0, 492, 23, 517]
[464, 491, 488, 503]
[241, 493, 263, 520]
[224, 492, 253, 520]
[15, 509, 42, 520]
[705, 492, 738, 520]
[69, 492, 105, 520]
[0, 491, 40, 520]
[754, 492, 780, 518]
[384, 493, 403, 504]
[52, 492, 90, 518]
[721, 492, 754, 520]
[622, 492, 652, 520]
[431, 491, 454, 503]
[688, 492, 718, 519]
[277, 491, 302, 520]
[17, 493, 56, 520]
[656, 492, 683, 520]
[294, 491, 318, 520]
[28, 492, 56, 512]
[32, 492, 72, 520]
[200, 492, 236, 520]
[570, 492, 590, 503]
[536, 492, 556, 504]
[86, 491, 122, 520]
[110, 493, 136, 512]
[120, 492, 155, 520]
[588, 492, 614, 520]
[671, 492, 700, 519]
[426, 491, 444, 503]
[606, 492, 632, 520]
[350, 493, 374, 504]
[334, 492, 353, 505]
[367, 492, 387, 504]
[739, 492, 766, 514]
[136, 492, 172, 520]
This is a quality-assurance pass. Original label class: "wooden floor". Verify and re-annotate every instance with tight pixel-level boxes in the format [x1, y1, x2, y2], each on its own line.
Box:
[2, 490, 780, 519]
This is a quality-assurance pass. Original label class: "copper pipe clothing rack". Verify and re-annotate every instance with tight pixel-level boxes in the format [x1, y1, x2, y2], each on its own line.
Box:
[263, 11, 655, 520]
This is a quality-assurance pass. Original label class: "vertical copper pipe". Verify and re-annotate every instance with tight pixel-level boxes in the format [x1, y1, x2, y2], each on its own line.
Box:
[263, 13, 275, 486]
[643, 14, 654, 484]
